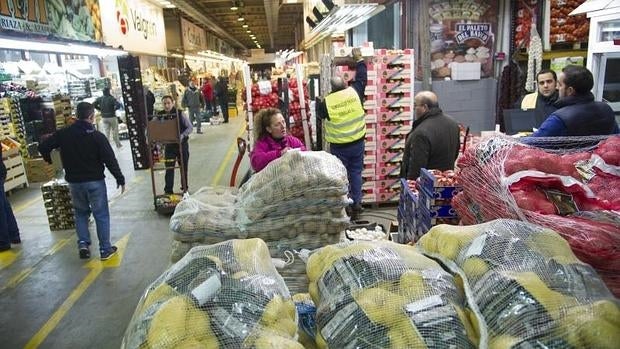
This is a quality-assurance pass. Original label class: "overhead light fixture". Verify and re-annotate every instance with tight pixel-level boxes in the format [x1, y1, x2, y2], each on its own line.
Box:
[0, 38, 127, 57]
[230, 1, 238, 11]
[246, 30, 251, 33]
[237, 16, 244, 21]
[242, 23, 248, 28]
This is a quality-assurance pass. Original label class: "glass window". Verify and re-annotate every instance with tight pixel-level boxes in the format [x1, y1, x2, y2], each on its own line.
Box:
[599, 19, 620, 42]
[600, 56, 620, 117]
[367, 3, 401, 49]
[0, 49, 22, 63]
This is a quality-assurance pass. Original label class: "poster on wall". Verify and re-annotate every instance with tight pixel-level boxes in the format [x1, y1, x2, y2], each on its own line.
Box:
[47, 0, 102, 42]
[428, 0, 499, 79]
[0, 0, 101, 42]
[98, 0, 166, 56]
[181, 18, 206, 52]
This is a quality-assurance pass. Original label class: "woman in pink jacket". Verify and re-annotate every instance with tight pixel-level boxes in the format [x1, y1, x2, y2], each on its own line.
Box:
[250, 108, 306, 172]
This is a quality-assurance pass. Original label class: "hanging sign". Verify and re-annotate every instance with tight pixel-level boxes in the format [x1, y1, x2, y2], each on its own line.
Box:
[0, 0, 51, 35]
[46, 0, 102, 42]
[98, 0, 166, 55]
[181, 17, 206, 52]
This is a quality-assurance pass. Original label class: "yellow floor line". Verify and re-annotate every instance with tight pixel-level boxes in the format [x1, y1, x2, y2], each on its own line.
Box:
[210, 123, 247, 186]
[0, 249, 20, 270]
[44, 238, 71, 257]
[24, 265, 102, 349]
[2, 267, 33, 291]
[13, 196, 42, 214]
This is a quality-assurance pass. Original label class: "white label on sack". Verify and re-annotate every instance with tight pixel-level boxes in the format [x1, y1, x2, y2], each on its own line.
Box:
[405, 295, 443, 314]
[258, 81, 272, 95]
[190, 274, 221, 306]
[465, 234, 487, 258]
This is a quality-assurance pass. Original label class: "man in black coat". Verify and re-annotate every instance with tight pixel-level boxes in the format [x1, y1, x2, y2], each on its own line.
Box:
[214, 76, 229, 123]
[400, 91, 460, 180]
[38, 102, 125, 260]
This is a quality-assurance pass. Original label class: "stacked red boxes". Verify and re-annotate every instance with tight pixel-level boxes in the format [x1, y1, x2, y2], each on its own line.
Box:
[372, 49, 414, 204]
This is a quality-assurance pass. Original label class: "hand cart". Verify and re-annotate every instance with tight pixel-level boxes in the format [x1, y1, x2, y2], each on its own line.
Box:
[147, 111, 188, 214]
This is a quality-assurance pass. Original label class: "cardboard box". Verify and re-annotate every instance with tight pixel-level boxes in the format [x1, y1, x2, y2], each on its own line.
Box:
[26, 158, 57, 183]
[363, 154, 376, 165]
[378, 82, 413, 95]
[451, 62, 481, 80]
[378, 137, 405, 151]
[379, 110, 413, 123]
[377, 191, 400, 203]
[376, 163, 401, 178]
[377, 178, 400, 191]
[375, 53, 414, 66]
[379, 67, 412, 80]
[418, 168, 463, 199]
[377, 150, 403, 163]
[365, 114, 377, 124]
[378, 124, 412, 137]
[380, 97, 411, 109]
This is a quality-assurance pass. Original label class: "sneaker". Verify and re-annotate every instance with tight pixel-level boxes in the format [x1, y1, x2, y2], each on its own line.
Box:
[79, 245, 91, 259]
[196, 130, 203, 134]
[100, 246, 118, 261]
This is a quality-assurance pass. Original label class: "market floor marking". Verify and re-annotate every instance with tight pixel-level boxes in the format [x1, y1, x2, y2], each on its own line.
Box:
[13, 196, 42, 214]
[0, 249, 21, 270]
[211, 123, 247, 186]
[24, 233, 131, 349]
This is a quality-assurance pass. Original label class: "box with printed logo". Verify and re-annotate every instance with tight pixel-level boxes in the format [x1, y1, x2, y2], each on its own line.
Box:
[365, 141, 377, 151]
[380, 97, 412, 109]
[378, 82, 412, 95]
[375, 48, 414, 56]
[378, 124, 412, 137]
[363, 192, 377, 203]
[417, 188, 458, 218]
[418, 168, 463, 199]
[376, 163, 401, 179]
[377, 190, 400, 203]
[365, 114, 377, 124]
[378, 137, 405, 151]
[374, 54, 414, 66]
[379, 67, 412, 81]
[362, 164, 376, 179]
[362, 180, 377, 191]
[377, 149, 403, 163]
[376, 178, 400, 191]
[379, 109, 413, 123]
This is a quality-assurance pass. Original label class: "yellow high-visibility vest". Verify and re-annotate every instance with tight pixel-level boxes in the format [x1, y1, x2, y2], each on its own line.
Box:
[324, 87, 366, 144]
[521, 92, 538, 110]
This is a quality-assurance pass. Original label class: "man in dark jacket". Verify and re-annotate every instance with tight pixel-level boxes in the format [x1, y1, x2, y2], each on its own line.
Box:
[182, 81, 205, 134]
[214, 76, 229, 123]
[317, 47, 367, 220]
[145, 86, 156, 117]
[158, 95, 193, 194]
[516, 69, 559, 120]
[533, 65, 619, 137]
[94, 87, 123, 148]
[400, 91, 460, 180]
[38, 102, 125, 260]
[0, 145, 21, 252]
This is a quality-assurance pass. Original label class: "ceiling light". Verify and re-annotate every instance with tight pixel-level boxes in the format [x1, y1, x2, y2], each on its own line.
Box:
[242, 24, 248, 28]
[237, 16, 244, 21]
[246, 30, 251, 33]
[230, 0, 238, 10]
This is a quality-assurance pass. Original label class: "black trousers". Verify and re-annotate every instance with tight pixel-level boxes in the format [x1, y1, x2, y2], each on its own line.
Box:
[164, 142, 189, 194]
[219, 101, 229, 122]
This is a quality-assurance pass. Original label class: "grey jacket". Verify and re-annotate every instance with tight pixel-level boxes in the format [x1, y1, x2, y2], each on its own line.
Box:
[182, 88, 205, 110]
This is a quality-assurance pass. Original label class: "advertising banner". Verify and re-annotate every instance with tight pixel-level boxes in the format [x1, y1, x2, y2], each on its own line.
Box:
[99, 0, 166, 56]
[0, 0, 101, 42]
[428, 0, 498, 78]
[181, 17, 206, 52]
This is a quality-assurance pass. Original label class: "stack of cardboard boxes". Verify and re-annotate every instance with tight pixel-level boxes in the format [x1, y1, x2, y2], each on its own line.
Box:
[41, 180, 75, 231]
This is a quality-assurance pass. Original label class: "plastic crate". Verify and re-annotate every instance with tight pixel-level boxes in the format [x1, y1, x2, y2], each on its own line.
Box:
[418, 168, 462, 199]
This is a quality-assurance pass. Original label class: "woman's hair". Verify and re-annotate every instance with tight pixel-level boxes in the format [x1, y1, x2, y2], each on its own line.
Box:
[254, 108, 281, 144]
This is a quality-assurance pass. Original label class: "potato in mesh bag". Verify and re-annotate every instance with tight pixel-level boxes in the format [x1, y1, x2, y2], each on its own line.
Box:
[306, 241, 478, 348]
[122, 238, 299, 349]
[417, 219, 620, 349]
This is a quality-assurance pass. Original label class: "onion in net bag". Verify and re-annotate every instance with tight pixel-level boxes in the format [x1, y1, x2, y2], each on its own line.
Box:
[417, 219, 620, 349]
[122, 238, 303, 349]
[307, 241, 479, 348]
[454, 135, 620, 296]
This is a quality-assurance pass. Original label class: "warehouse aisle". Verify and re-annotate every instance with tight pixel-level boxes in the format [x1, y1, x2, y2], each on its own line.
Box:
[0, 114, 250, 349]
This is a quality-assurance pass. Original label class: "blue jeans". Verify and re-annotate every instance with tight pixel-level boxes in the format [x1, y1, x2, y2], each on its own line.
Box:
[0, 180, 19, 247]
[188, 108, 202, 131]
[330, 140, 364, 205]
[69, 180, 112, 253]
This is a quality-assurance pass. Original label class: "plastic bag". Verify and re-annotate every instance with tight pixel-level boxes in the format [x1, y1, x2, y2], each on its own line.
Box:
[307, 241, 479, 348]
[122, 238, 302, 349]
[418, 219, 620, 349]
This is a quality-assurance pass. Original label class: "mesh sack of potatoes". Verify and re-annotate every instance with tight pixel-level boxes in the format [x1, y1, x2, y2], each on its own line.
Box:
[241, 211, 349, 241]
[417, 219, 620, 349]
[237, 150, 349, 211]
[306, 240, 479, 348]
[122, 238, 303, 349]
[274, 252, 312, 295]
[239, 195, 350, 222]
[169, 187, 241, 242]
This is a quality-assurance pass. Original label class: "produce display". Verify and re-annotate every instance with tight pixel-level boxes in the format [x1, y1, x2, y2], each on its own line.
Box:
[418, 219, 619, 348]
[243, 78, 311, 145]
[453, 135, 620, 296]
[122, 238, 302, 349]
[549, 0, 589, 44]
[306, 241, 478, 348]
[513, 0, 538, 49]
[170, 151, 350, 260]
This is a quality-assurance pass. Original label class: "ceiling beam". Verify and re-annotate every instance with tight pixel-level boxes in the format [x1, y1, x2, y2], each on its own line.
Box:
[169, 0, 248, 49]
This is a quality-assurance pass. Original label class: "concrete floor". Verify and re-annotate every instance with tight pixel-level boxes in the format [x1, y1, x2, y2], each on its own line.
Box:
[0, 113, 397, 348]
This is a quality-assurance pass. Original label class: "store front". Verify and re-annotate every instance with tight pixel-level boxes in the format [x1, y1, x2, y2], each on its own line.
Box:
[0, 0, 126, 185]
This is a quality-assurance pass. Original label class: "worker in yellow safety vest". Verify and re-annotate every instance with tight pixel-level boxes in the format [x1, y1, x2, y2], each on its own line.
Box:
[516, 69, 559, 119]
[317, 47, 367, 221]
